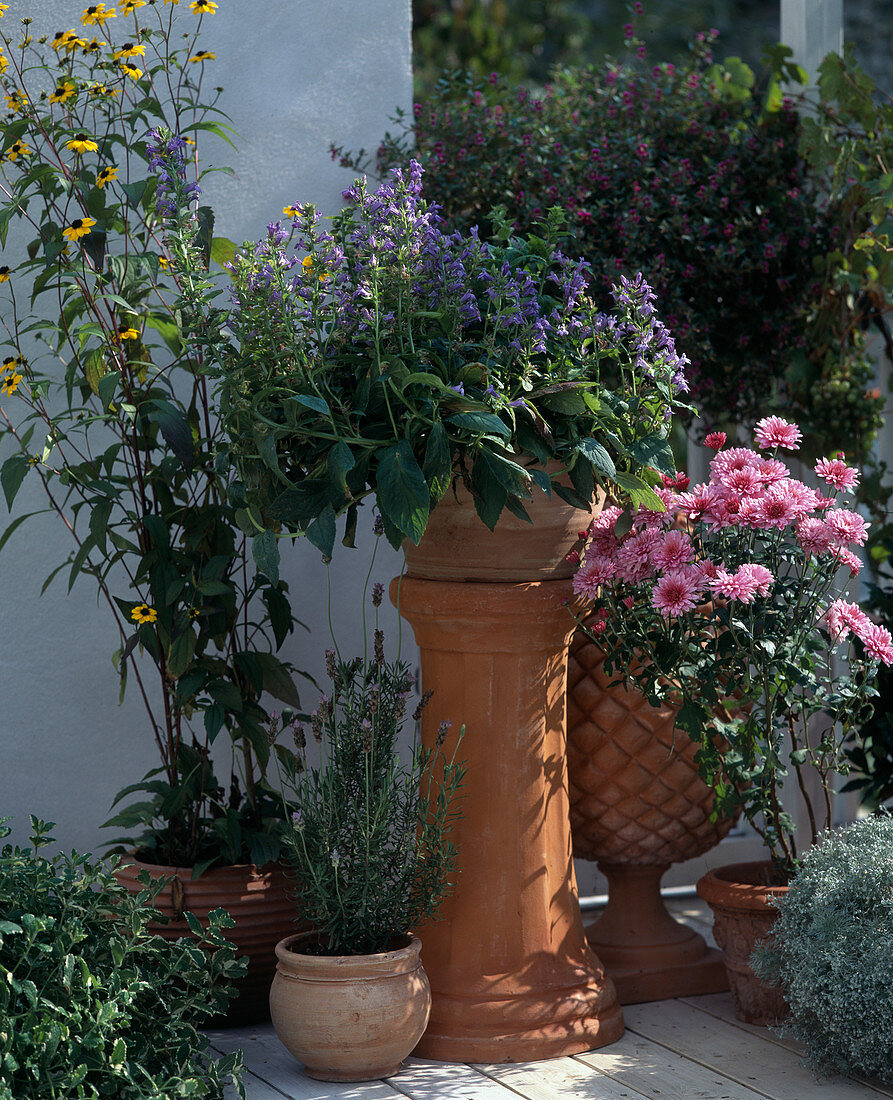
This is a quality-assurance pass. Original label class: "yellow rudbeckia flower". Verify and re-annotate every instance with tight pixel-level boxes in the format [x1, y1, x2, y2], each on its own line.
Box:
[81, 4, 116, 26]
[118, 326, 140, 341]
[118, 61, 143, 80]
[5, 141, 31, 162]
[50, 81, 77, 104]
[190, 0, 217, 12]
[62, 217, 97, 241]
[0, 267, 10, 283]
[119, 0, 146, 12]
[67, 133, 99, 155]
[1, 371, 23, 396]
[188, 50, 216, 63]
[96, 166, 118, 188]
[4, 90, 28, 113]
[131, 603, 157, 623]
[283, 204, 302, 219]
[112, 40, 145, 59]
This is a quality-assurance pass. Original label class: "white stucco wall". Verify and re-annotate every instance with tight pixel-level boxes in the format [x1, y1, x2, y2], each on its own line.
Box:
[0, 0, 413, 853]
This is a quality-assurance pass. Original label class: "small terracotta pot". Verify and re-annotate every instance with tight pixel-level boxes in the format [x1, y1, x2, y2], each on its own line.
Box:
[269, 932, 431, 1081]
[114, 855, 296, 1025]
[696, 861, 788, 1025]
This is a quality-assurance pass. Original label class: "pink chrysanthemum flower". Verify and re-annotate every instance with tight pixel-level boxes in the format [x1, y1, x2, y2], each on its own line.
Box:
[753, 415, 802, 451]
[676, 484, 714, 522]
[859, 622, 893, 665]
[824, 508, 869, 547]
[719, 465, 763, 495]
[709, 566, 761, 603]
[573, 556, 617, 598]
[652, 529, 693, 572]
[651, 570, 702, 617]
[754, 482, 802, 529]
[710, 447, 760, 481]
[832, 548, 862, 577]
[616, 529, 661, 583]
[738, 563, 773, 596]
[814, 456, 860, 493]
[661, 471, 691, 492]
[796, 517, 835, 555]
[824, 599, 872, 641]
[755, 456, 791, 485]
[622, 595, 635, 610]
[704, 431, 726, 450]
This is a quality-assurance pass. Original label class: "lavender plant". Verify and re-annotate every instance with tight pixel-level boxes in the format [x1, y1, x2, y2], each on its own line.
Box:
[168, 158, 690, 571]
[274, 575, 465, 957]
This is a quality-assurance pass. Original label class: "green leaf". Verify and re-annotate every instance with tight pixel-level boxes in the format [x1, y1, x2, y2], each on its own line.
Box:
[306, 504, 336, 558]
[290, 392, 330, 416]
[471, 452, 508, 530]
[422, 420, 452, 501]
[268, 480, 330, 526]
[209, 236, 237, 267]
[195, 205, 215, 268]
[252, 529, 280, 585]
[68, 534, 96, 592]
[98, 371, 118, 411]
[89, 498, 114, 555]
[327, 441, 355, 492]
[628, 433, 676, 476]
[167, 628, 196, 679]
[446, 411, 510, 439]
[255, 652, 302, 708]
[1, 454, 29, 511]
[147, 399, 194, 468]
[375, 440, 430, 544]
[204, 703, 225, 743]
[613, 471, 666, 512]
[576, 438, 616, 480]
[475, 449, 531, 498]
[83, 347, 108, 396]
[208, 680, 243, 712]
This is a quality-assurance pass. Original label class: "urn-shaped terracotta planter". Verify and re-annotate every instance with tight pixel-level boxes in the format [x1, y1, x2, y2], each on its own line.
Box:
[114, 856, 295, 1025]
[392, 477, 623, 1064]
[697, 861, 788, 1025]
[269, 933, 431, 1081]
[567, 640, 733, 1003]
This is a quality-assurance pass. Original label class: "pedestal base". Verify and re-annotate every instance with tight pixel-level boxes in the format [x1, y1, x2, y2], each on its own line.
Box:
[394, 576, 624, 1063]
[584, 862, 729, 1005]
[415, 970, 624, 1063]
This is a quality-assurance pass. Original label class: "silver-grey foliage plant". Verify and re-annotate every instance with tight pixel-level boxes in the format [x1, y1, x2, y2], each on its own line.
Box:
[751, 814, 893, 1082]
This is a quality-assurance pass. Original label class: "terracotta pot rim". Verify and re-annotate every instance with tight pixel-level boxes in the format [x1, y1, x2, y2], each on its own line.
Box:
[697, 860, 788, 910]
[116, 851, 281, 878]
[275, 932, 422, 977]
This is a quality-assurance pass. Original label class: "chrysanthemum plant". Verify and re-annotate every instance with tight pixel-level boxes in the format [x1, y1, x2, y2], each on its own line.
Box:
[167, 160, 691, 572]
[0, 3, 306, 873]
[571, 416, 893, 878]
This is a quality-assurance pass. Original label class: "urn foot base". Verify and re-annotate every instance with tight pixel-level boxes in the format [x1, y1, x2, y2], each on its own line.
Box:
[586, 928, 729, 1004]
[413, 970, 624, 1063]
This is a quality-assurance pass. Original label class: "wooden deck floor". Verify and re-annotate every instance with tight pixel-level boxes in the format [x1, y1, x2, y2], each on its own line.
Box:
[210, 899, 893, 1100]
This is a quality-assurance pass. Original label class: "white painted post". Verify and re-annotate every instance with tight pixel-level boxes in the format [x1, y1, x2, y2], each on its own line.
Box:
[780, 0, 844, 87]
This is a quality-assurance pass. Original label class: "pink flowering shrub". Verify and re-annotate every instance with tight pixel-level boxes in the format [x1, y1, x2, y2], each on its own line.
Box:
[572, 416, 893, 874]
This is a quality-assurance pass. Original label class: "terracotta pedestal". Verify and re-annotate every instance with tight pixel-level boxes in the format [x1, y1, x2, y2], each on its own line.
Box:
[392, 576, 623, 1063]
[567, 640, 731, 1004]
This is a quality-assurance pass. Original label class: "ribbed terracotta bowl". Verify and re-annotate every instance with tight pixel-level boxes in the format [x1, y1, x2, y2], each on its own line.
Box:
[697, 861, 788, 1025]
[114, 856, 297, 1025]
